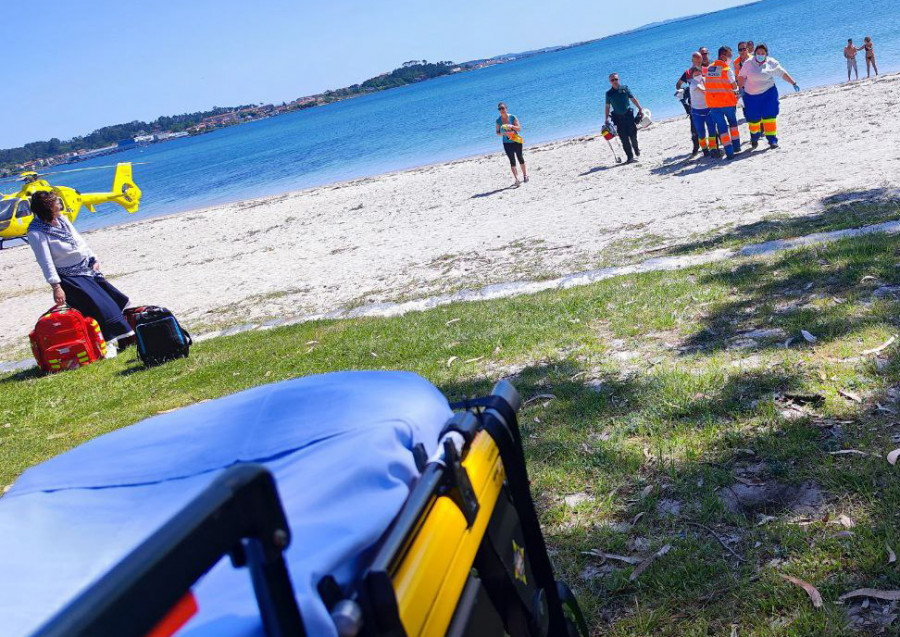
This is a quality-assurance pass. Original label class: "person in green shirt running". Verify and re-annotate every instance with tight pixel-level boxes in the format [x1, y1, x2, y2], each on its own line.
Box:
[604, 73, 645, 164]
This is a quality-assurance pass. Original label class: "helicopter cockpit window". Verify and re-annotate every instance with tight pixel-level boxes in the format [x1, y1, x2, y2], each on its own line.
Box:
[16, 199, 31, 218]
[0, 199, 15, 223]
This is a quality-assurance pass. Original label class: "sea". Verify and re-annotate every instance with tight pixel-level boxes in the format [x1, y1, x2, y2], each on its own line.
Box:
[26, 0, 900, 232]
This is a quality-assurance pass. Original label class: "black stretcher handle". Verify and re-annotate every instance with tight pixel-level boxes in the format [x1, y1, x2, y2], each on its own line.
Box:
[32, 464, 305, 637]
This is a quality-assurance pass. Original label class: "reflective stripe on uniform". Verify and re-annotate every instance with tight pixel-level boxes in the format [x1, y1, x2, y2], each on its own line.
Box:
[763, 118, 777, 136]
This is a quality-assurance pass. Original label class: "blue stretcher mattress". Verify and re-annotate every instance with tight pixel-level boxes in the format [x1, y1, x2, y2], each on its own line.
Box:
[0, 371, 453, 637]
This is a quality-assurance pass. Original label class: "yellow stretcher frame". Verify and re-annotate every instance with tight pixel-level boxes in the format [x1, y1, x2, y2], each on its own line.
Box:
[393, 430, 505, 636]
[346, 383, 588, 637]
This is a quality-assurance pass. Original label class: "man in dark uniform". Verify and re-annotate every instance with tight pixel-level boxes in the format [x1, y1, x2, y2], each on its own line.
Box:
[604, 73, 644, 164]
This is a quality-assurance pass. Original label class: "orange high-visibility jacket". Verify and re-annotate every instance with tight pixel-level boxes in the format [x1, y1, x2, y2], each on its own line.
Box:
[704, 60, 738, 108]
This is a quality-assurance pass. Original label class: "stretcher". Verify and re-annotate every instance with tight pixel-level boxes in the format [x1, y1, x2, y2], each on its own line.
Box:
[0, 371, 588, 637]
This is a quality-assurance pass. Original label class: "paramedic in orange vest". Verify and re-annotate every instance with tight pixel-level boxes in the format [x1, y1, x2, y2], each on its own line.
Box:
[704, 46, 741, 159]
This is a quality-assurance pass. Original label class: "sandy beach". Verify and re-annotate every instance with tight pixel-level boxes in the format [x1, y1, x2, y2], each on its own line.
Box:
[2, 74, 898, 356]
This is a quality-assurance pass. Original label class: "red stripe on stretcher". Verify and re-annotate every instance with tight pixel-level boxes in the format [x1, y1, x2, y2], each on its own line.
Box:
[145, 592, 198, 637]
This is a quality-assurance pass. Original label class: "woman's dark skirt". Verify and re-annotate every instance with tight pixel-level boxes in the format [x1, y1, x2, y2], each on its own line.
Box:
[59, 274, 132, 341]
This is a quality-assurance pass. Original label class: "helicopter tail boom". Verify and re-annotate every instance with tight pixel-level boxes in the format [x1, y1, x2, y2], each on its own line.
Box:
[79, 163, 142, 214]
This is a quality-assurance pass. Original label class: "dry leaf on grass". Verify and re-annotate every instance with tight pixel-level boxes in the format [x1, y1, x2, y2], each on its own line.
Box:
[629, 544, 671, 581]
[837, 515, 855, 529]
[463, 356, 484, 364]
[839, 589, 900, 602]
[780, 575, 824, 608]
[523, 393, 556, 407]
[583, 549, 642, 565]
[887, 545, 896, 565]
[445, 318, 460, 326]
[829, 449, 871, 457]
[861, 335, 897, 356]
[631, 512, 645, 525]
[370, 351, 378, 358]
[640, 485, 654, 499]
[838, 389, 862, 403]
[801, 330, 818, 343]
[445, 356, 458, 368]
[757, 514, 776, 526]
[888, 449, 900, 466]
[830, 531, 854, 539]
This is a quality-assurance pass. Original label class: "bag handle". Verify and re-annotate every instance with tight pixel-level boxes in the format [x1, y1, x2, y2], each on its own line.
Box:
[43, 303, 70, 316]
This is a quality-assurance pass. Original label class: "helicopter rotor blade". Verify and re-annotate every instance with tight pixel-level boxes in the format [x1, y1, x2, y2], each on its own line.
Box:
[0, 161, 149, 185]
[46, 162, 150, 175]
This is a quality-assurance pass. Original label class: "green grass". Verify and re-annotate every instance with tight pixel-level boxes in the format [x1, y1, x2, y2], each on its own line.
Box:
[666, 192, 900, 257]
[4, 231, 900, 635]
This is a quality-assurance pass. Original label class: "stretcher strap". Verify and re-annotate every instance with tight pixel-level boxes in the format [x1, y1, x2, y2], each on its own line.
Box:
[477, 401, 568, 635]
[557, 581, 589, 637]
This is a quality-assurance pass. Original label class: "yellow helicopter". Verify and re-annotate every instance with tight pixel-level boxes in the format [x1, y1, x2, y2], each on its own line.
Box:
[0, 162, 143, 248]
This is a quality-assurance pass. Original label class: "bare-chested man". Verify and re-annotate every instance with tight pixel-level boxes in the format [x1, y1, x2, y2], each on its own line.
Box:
[844, 38, 861, 81]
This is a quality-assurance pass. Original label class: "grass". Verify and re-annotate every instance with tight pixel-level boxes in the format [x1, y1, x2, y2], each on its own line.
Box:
[3, 230, 900, 634]
[664, 190, 900, 257]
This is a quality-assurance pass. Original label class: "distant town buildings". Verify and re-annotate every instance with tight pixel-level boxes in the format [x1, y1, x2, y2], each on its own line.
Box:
[2, 55, 526, 176]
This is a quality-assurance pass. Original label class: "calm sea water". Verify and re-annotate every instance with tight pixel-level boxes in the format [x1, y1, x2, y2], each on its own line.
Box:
[29, 0, 900, 232]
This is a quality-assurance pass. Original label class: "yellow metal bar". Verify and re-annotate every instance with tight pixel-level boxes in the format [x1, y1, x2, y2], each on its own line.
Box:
[392, 431, 505, 637]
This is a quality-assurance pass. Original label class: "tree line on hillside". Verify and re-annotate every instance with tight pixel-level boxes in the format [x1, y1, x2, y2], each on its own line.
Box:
[320, 61, 457, 100]
[2, 60, 459, 171]
[0, 106, 253, 170]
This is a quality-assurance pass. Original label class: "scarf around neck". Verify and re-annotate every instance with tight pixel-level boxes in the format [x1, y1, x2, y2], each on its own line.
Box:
[30, 214, 76, 244]
[31, 215, 97, 278]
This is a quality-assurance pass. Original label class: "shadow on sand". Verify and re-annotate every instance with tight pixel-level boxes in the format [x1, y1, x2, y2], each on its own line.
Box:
[471, 185, 519, 199]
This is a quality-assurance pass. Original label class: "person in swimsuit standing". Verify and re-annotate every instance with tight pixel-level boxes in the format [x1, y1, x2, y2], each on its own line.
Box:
[844, 38, 861, 81]
[863, 36, 878, 77]
[495, 102, 528, 186]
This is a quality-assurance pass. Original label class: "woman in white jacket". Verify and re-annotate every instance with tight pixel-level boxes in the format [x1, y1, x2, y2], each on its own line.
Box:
[738, 43, 799, 149]
[27, 191, 133, 345]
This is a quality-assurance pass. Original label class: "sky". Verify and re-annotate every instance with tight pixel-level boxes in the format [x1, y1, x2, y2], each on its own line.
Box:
[1, 0, 751, 149]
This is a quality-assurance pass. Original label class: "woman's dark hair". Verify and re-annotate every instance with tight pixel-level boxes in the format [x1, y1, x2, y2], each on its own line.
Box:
[755, 43, 769, 55]
[30, 191, 58, 223]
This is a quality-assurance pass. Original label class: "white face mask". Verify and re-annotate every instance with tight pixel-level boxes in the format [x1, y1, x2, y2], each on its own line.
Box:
[755, 54, 767, 63]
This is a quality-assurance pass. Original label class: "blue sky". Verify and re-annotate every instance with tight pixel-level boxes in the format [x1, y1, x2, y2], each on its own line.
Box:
[2, 0, 750, 148]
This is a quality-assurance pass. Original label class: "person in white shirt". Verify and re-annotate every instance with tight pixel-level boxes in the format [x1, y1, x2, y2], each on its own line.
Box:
[681, 52, 714, 157]
[27, 191, 134, 345]
[738, 43, 799, 149]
